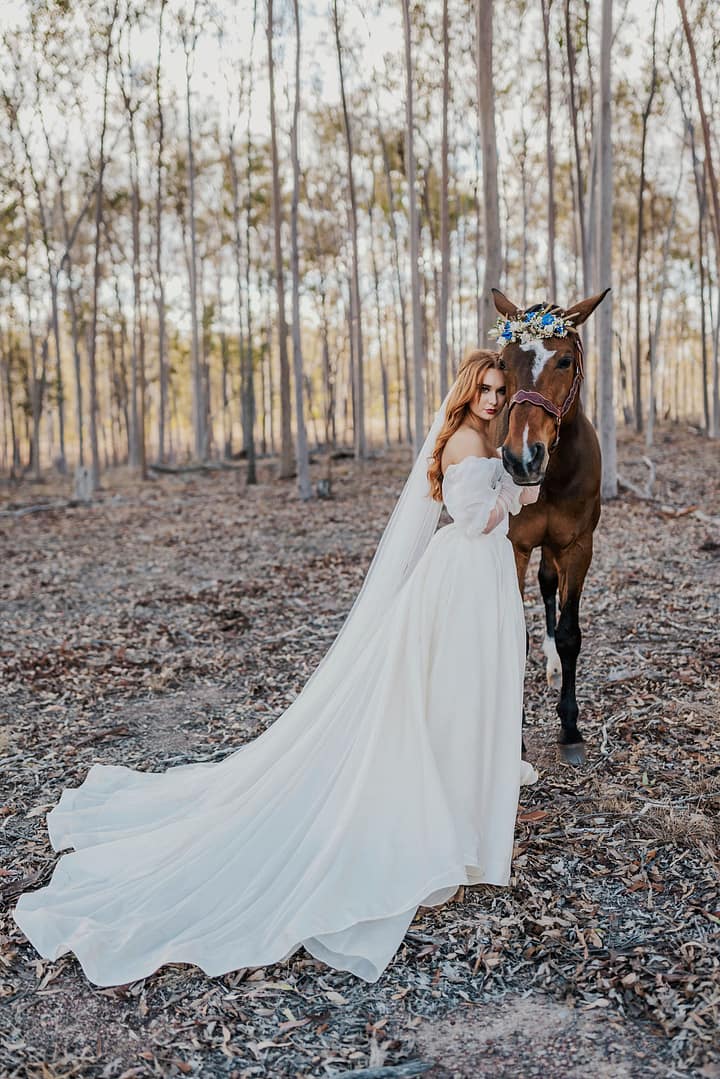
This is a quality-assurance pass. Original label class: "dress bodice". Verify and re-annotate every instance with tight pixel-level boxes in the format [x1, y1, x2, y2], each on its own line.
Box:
[441, 455, 508, 538]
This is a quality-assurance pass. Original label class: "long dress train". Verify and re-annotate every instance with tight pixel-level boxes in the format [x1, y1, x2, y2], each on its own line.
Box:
[13, 454, 537, 986]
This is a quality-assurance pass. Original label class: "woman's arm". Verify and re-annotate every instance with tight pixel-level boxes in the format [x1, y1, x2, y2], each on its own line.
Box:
[482, 477, 540, 533]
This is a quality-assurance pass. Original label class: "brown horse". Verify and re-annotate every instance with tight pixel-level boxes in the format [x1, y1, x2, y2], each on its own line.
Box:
[491, 288, 610, 765]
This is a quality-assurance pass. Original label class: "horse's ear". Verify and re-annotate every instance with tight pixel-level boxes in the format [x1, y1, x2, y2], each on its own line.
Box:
[563, 287, 611, 326]
[491, 288, 521, 319]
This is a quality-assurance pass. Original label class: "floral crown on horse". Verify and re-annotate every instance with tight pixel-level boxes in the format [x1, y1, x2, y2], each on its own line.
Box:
[489, 303, 577, 348]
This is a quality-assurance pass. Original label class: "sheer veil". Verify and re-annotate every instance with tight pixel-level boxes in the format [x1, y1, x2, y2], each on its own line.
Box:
[294, 389, 452, 700]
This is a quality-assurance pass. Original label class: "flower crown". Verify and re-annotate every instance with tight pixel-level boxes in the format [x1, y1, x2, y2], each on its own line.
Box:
[489, 305, 575, 348]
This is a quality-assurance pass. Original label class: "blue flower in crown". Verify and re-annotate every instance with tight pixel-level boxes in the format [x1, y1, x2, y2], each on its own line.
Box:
[541, 312, 555, 327]
[523, 311, 534, 322]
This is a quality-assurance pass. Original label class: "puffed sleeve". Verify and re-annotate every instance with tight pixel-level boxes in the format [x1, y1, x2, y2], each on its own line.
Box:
[441, 456, 507, 536]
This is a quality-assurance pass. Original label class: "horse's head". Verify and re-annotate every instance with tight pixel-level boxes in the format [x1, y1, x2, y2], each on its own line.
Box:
[491, 288, 610, 485]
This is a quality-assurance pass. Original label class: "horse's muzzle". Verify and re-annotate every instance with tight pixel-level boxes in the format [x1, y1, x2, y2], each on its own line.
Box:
[502, 442, 547, 485]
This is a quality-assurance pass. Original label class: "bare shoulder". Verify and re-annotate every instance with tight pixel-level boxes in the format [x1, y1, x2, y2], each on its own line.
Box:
[441, 426, 491, 471]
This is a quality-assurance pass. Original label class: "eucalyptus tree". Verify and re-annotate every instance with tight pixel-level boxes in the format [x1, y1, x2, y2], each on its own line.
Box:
[155, 0, 169, 463]
[289, 0, 312, 498]
[439, 0, 450, 398]
[597, 0, 616, 499]
[400, 0, 424, 451]
[540, 0, 557, 300]
[632, 0, 659, 434]
[87, 0, 121, 488]
[332, 0, 365, 457]
[267, 0, 294, 477]
[179, 0, 207, 461]
[476, 0, 501, 344]
[678, 0, 720, 438]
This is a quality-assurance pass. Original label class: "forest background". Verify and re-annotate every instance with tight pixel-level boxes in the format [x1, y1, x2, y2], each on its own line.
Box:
[0, 0, 718, 500]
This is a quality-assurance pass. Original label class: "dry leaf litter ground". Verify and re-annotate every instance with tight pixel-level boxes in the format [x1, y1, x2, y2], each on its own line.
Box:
[0, 424, 718, 1079]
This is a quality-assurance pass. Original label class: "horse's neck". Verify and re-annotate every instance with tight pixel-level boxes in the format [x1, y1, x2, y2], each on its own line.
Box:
[545, 405, 592, 485]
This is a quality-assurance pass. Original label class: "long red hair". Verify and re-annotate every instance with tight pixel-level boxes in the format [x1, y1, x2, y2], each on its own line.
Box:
[427, 349, 503, 502]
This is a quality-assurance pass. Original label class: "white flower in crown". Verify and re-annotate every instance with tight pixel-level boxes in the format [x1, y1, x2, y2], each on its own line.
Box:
[489, 305, 574, 348]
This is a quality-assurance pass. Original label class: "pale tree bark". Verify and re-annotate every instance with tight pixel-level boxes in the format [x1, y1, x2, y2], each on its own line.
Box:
[377, 114, 411, 442]
[120, 34, 147, 478]
[401, 0, 424, 450]
[369, 182, 391, 447]
[540, 0, 557, 299]
[597, 0, 616, 499]
[290, 0, 312, 499]
[565, 0, 589, 297]
[439, 0, 450, 399]
[243, 0, 258, 482]
[18, 181, 46, 479]
[476, 0, 501, 343]
[678, 0, 720, 437]
[670, 65, 711, 434]
[333, 0, 365, 457]
[181, 2, 206, 460]
[88, 0, 120, 489]
[632, 0, 658, 433]
[267, 0, 294, 476]
[55, 181, 85, 466]
[228, 108, 257, 480]
[308, 198, 336, 447]
[647, 157, 683, 448]
[155, 0, 168, 463]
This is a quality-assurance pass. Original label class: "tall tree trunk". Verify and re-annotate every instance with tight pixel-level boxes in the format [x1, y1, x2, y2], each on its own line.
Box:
[124, 94, 147, 478]
[476, 0, 502, 343]
[243, 0, 259, 482]
[597, 0, 616, 499]
[401, 0, 424, 449]
[540, 0, 557, 299]
[632, 0, 658, 433]
[183, 4, 206, 460]
[267, 0, 294, 476]
[333, 0, 365, 457]
[439, 0, 450, 399]
[378, 117, 411, 442]
[647, 158, 683, 448]
[155, 0, 168, 463]
[565, 0, 588, 294]
[369, 190, 391, 447]
[679, 0, 720, 438]
[290, 0, 312, 499]
[88, 0, 119, 489]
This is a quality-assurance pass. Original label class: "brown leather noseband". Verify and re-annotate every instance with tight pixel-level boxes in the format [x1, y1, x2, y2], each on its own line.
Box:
[507, 332, 584, 451]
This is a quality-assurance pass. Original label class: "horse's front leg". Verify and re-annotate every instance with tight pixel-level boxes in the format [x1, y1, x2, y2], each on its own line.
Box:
[555, 539, 593, 766]
[538, 547, 561, 689]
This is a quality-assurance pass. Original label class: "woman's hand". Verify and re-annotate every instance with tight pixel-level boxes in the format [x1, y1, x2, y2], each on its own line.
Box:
[519, 484, 541, 506]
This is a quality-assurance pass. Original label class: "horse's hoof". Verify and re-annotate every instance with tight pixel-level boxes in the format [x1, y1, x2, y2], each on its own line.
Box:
[558, 741, 586, 766]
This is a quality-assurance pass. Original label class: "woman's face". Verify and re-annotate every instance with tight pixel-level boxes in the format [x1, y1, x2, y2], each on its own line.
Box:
[469, 366, 506, 421]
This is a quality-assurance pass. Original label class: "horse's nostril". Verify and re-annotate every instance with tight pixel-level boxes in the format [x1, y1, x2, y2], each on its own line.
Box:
[502, 446, 522, 475]
[530, 442, 545, 468]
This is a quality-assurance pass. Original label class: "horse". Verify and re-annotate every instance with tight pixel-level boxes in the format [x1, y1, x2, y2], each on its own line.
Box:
[490, 287, 610, 765]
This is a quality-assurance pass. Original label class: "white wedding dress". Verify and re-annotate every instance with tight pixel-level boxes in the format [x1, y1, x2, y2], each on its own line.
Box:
[13, 454, 537, 987]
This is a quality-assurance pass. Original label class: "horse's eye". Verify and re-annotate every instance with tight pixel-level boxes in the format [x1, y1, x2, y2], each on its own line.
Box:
[557, 355, 573, 370]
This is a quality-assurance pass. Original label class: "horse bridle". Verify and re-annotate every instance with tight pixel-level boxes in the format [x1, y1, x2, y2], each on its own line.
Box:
[506, 331, 585, 452]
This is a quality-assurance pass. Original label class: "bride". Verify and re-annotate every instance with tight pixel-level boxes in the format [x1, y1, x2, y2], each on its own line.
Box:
[13, 349, 540, 987]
